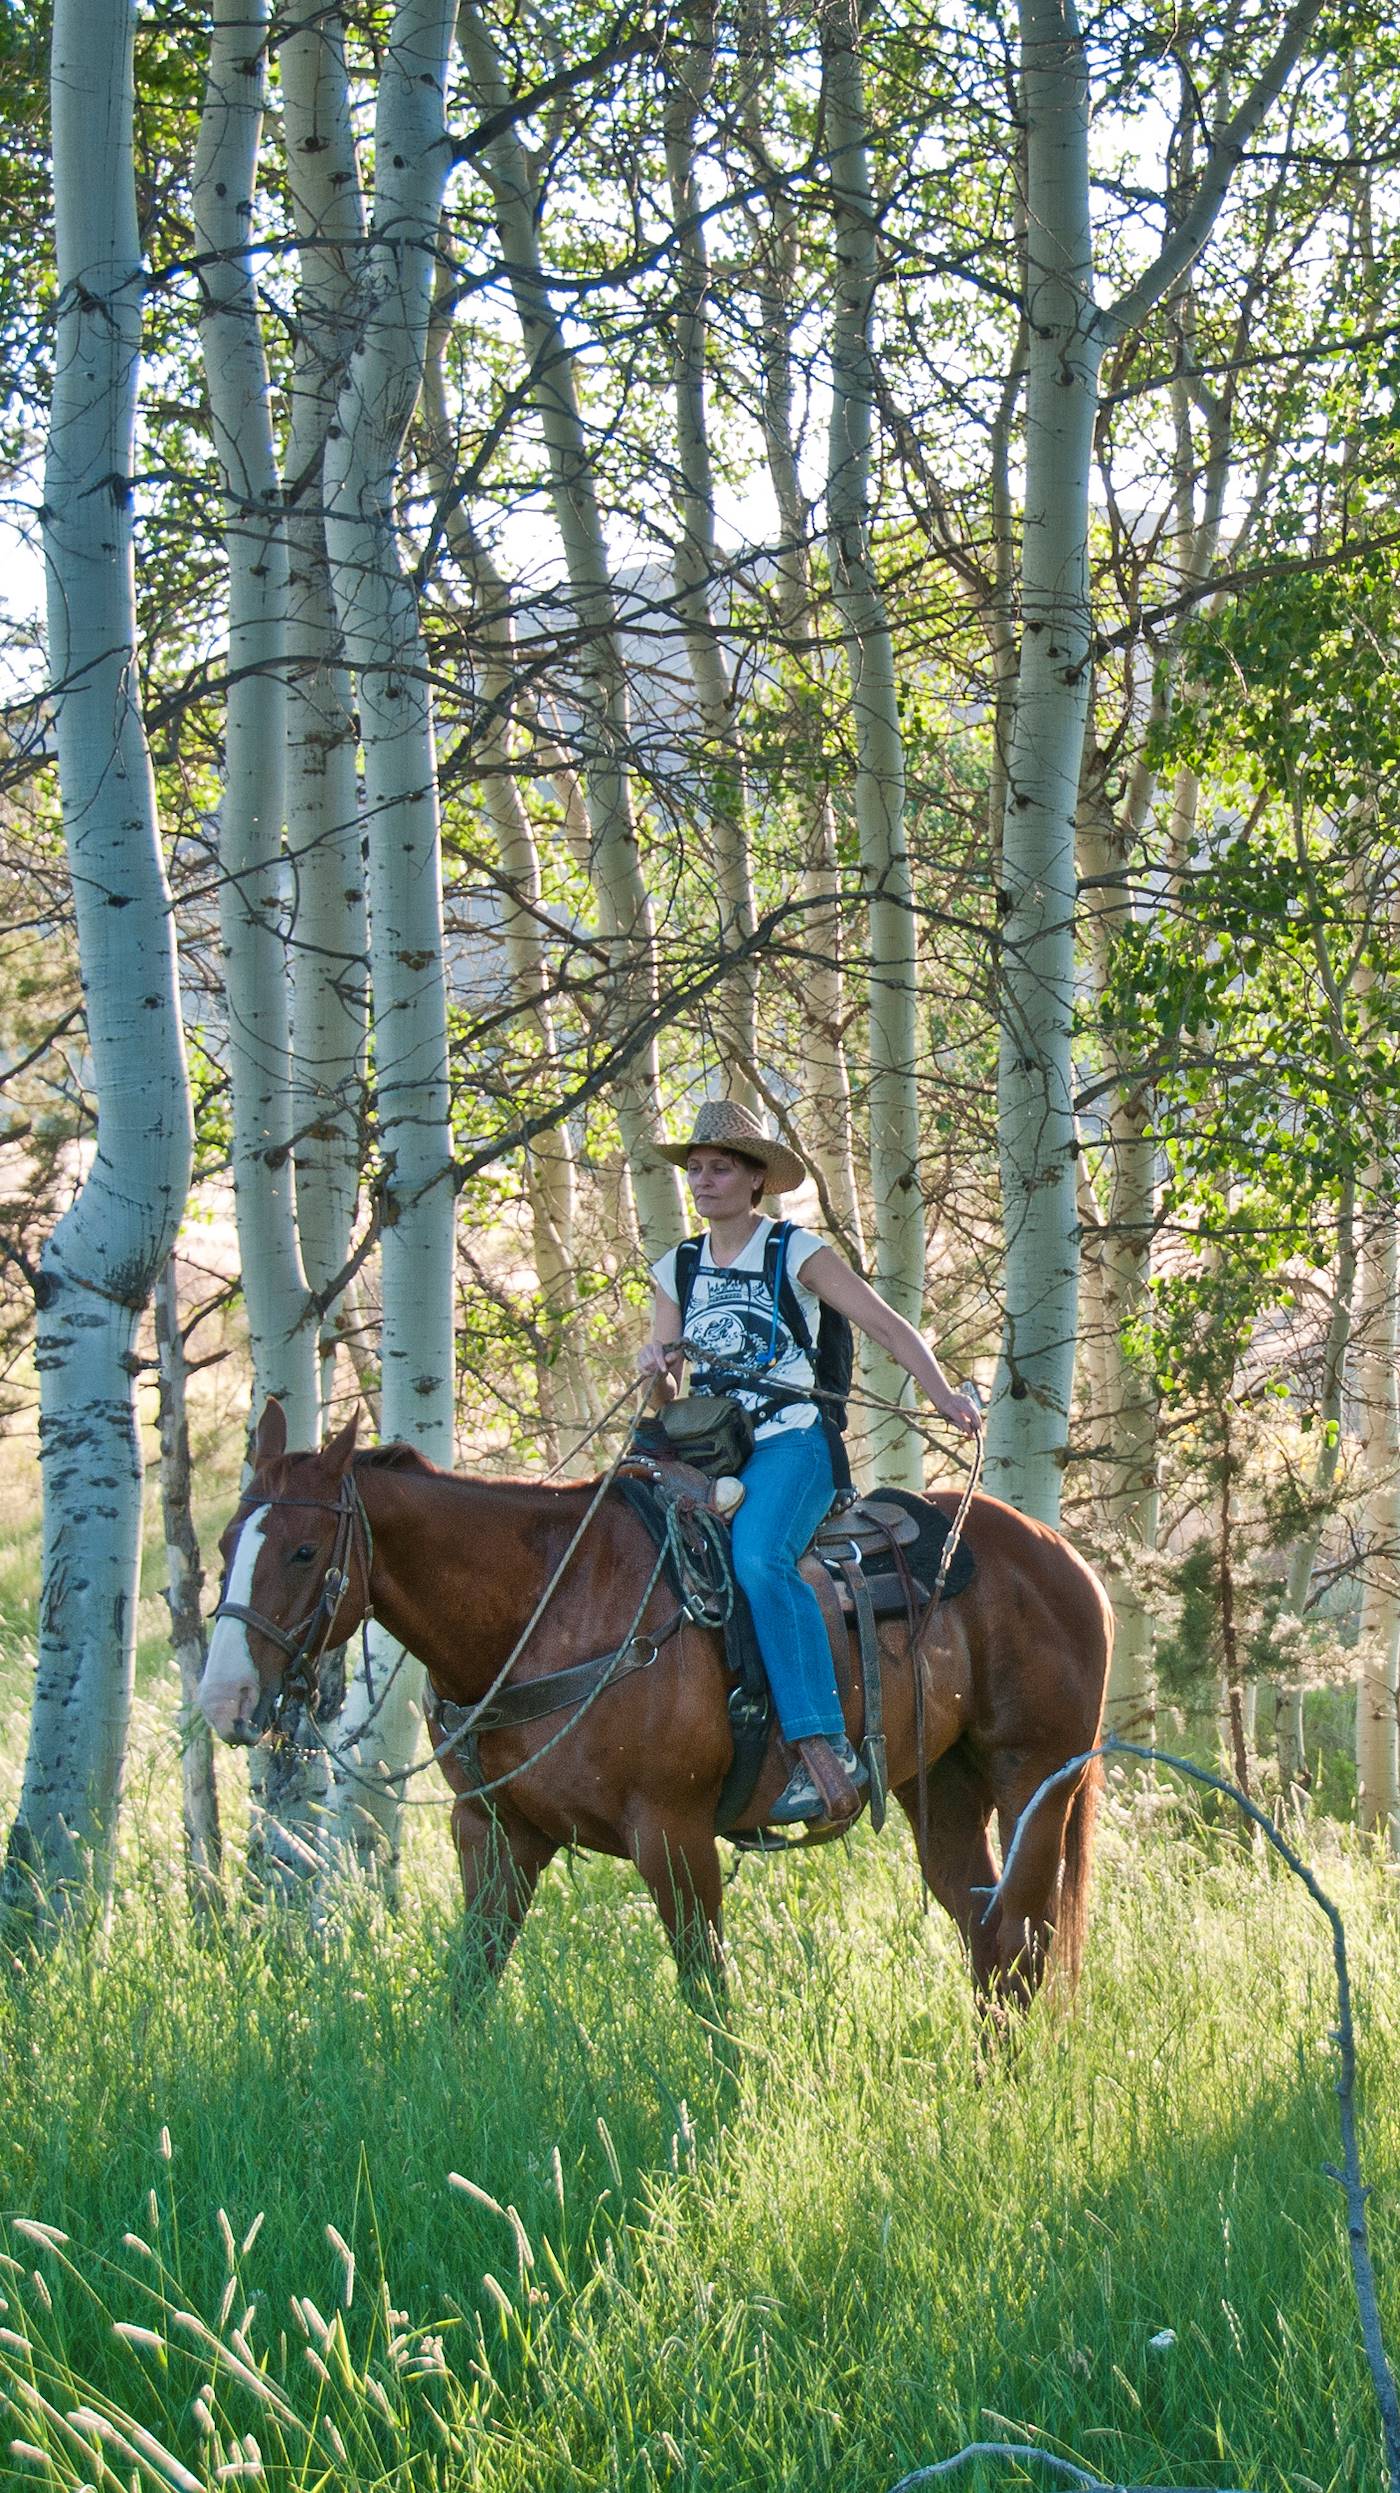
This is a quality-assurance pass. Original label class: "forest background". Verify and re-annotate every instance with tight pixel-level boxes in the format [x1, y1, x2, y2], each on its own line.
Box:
[4, 0, 1398, 1898]
[5, 3, 1400, 2487]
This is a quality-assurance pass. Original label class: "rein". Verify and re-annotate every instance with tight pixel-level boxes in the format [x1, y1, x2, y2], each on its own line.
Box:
[279, 1382, 668, 1805]
[221, 1369, 984, 1826]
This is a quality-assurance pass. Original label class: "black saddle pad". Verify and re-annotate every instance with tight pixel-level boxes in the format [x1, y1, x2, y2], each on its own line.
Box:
[846, 1485, 976, 1604]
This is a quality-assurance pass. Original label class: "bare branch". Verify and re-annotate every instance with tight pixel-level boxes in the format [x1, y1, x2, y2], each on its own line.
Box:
[1101, 0, 1331, 345]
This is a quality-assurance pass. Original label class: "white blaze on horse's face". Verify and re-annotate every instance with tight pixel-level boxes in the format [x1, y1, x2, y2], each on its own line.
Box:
[199, 1509, 268, 1740]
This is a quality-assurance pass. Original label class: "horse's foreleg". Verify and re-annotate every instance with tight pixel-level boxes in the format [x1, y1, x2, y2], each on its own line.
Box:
[630, 1813, 729, 2023]
[450, 1794, 556, 2006]
[893, 1740, 1001, 1993]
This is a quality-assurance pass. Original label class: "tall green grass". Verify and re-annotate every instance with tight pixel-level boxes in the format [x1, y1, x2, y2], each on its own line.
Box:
[2, 1769, 1398, 2491]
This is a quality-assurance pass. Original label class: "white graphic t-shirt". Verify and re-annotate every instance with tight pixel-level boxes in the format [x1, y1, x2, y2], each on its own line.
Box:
[650, 1219, 825, 1441]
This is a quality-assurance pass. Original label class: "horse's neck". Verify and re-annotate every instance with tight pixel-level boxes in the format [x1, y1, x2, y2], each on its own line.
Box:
[356, 1467, 601, 1692]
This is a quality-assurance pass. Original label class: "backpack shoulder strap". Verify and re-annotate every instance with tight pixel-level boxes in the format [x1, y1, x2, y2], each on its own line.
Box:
[763, 1219, 813, 1353]
[672, 1235, 703, 1322]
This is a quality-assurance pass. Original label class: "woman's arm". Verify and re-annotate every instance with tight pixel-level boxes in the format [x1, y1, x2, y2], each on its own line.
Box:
[801, 1247, 981, 1435]
[638, 1288, 684, 1409]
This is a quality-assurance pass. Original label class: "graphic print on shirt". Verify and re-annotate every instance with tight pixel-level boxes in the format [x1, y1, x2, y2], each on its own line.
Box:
[687, 1270, 796, 1401]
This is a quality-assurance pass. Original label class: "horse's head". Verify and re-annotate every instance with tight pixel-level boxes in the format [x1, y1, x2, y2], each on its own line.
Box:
[199, 1398, 363, 1744]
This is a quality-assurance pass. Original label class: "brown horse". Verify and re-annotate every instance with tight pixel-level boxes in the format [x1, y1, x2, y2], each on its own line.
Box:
[200, 1401, 1112, 2014]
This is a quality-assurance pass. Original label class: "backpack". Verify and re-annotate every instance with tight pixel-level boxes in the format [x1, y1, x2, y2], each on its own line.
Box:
[672, 1222, 853, 1486]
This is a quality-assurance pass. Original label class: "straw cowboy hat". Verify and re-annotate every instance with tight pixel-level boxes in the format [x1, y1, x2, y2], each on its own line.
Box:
[657, 1099, 807, 1196]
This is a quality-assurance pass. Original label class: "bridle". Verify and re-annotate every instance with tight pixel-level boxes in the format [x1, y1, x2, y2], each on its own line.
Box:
[213, 1472, 371, 1742]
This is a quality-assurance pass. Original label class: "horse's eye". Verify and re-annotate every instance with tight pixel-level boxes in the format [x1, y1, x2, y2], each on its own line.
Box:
[289, 1543, 317, 1566]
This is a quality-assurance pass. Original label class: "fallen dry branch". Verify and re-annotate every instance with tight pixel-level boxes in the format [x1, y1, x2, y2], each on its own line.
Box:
[890, 2447, 1243, 2493]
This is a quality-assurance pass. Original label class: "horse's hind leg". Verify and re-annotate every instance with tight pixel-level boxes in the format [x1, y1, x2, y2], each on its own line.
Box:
[983, 1761, 1086, 2011]
[893, 1742, 1001, 1995]
[450, 1795, 556, 2006]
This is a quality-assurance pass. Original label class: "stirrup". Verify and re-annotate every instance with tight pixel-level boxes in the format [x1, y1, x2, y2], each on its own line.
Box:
[767, 1734, 866, 1827]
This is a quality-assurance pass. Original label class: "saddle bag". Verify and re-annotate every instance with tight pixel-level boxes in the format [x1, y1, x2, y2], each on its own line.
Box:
[635, 1393, 755, 1477]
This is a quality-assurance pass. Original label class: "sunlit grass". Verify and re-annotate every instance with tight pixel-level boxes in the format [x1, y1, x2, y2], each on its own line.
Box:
[1, 1407, 1397, 2486]
[2, 1768, 1399, 2490]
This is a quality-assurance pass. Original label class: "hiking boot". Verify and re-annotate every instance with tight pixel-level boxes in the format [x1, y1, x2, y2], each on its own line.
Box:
[768, 1733, 867, 1827]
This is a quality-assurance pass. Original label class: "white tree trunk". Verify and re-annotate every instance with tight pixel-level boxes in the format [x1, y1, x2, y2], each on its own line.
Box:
[1078, 791, 1159, 1734]
[1354, 1186, 1400, 1844]
[663, 14, 759, 1107]
[194, 0, 318, 1443]
[195, 0, 337, 1894]
[321, 0, 459, 1879]
[3, 0, 193, 1920]
[422, 315, 594, 1454]
[1274, 1182, 1355, 1793]
[281, 8, 369, 1424]
[458, 1, 683, 1254]
[821, 0, 924, 1489]
[985, 0, 1325, 1523]
[986, 0, 1098, 1523]
[154, 1258, 222, 1918]
[1352, 905, 1400, 1842]
[458, 588, 594, 1454]
[742, 119, 865, 1269]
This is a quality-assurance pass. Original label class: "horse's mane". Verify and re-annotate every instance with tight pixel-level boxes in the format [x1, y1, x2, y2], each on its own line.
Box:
[353, 1442, 441, 1477]
[351, 1444, 601, 1493]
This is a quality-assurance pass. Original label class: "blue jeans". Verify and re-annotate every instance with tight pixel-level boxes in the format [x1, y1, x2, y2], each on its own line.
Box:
[729, 1426, 840, 1743]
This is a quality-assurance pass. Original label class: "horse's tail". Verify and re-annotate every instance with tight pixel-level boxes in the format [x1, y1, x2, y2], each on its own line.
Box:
[1053, 1753, 1102, 1988]
[1052, 1558, 1113, 1988]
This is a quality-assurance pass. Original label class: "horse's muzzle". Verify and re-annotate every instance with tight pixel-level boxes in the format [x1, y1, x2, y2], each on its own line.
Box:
[220, 1681, 282, 1746]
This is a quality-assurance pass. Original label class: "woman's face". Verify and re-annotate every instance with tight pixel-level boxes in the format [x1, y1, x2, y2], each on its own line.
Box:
[685, 1148, 764, 1221]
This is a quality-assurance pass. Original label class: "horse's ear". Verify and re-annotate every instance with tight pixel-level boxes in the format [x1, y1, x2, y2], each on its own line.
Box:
[321, 1410, 360, 1477]
[253, 1399, 287, 1467]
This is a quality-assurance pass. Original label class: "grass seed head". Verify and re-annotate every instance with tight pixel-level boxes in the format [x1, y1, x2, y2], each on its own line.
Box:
[112, 2324, 165, 2356]
[447, 2174, 504, 2217]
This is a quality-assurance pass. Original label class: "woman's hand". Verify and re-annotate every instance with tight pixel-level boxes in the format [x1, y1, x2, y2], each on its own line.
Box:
[641, 1292, 684, 1407]
[934, 1386, 982, 1439]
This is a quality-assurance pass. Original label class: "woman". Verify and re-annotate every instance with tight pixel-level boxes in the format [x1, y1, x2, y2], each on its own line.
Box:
[639, 1100, 981, 1827]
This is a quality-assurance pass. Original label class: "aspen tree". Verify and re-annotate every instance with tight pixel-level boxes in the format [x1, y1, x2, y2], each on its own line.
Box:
[820, 0, 923, 1487]
[1276, 1179, 1355, 1796]
[193, 0, 317, 1442]
[321, 0, 460, 1878]
[154, 1259, 222, 1919]
[661, 9, 759, 1109]
[989, 0, 1327, 1523]
[1353, 901, 1400, 1844]
[281, 7, 370, 1418]
[194, 0, 342, 1893]
[1353, 1190, 1400, 1844]
[457, 1, 683, 1253]
[737, 43, 866, 1272]
[4, 0, 193, 1918]
[422, 305, 595, 1454]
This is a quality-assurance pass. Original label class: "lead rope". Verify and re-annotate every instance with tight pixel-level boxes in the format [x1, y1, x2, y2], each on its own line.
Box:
[407, 1469, 730, 1797]
[539, 1369, 659, 1483]
[305, 1376, 658, 1804]
[290, 1366, 980, 1828]
[303, 1469, 692, 1812]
